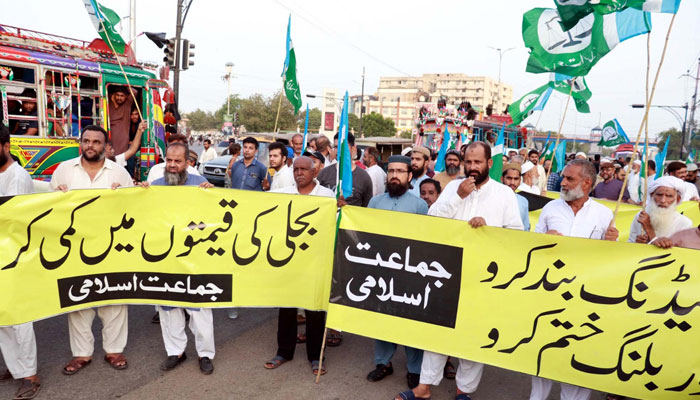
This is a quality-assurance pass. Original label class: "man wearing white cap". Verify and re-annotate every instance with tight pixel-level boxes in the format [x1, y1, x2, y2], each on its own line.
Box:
[627, 160, 642, 204]
[530, 159, 618, 400]
[518, 161, 541, 195]
[575, 152, 587, 160]
[629, 176, 693, 244]
[685, 163, 700, 195]
[666, 161, 700, 202]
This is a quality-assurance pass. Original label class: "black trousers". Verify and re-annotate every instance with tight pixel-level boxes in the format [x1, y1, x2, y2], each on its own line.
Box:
[276, 308, 326, 362]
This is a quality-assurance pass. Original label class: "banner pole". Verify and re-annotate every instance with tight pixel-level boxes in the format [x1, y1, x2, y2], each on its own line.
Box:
[642, 33, 651, 212]
[611, 13, 677, 222]
[543, 83, 574, 189]
[273, 91, 283, 133]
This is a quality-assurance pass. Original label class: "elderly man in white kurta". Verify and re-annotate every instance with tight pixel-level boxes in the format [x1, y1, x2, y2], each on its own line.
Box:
[50, 125, 134, 375]
[396, 142, 523, 400]
[531, 159, 619, 400]
[629, 176, 693, 244]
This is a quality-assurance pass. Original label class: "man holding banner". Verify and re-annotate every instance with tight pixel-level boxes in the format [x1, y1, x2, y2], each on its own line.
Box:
[50, 125, 134, 375]
[265, 156, 334, 375]
[531, 159, 618, 400]
[0, 125, 41, 399]
[398, 142, 522, 400]
[628, 176, 693, 244]
[365, 155, 427, 390]
[141, 142, 217, 375]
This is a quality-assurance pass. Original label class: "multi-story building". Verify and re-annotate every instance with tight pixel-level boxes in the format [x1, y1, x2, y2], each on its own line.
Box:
[351, 73, 513, 134]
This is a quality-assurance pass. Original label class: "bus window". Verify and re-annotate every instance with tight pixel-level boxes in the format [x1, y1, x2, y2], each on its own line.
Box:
[105, 84, 142, 156]
[45, 70, 102, 137]
[1, 64, 39, 135]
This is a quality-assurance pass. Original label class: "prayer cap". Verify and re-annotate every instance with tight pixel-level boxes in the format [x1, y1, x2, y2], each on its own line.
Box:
[412, 146, 430, 159]
[649, 176, 685, 198]
[388, 155, 411, 168]
[687, 163, 698, 172]
[521, 161, 535, 175]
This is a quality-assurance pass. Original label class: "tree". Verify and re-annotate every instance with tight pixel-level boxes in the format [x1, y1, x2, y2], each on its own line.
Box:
[348, 113, 360, 134]
[234, 91, 297, 132]
[361, 112, 397, 137]
[657, 127, 700, 161]
[298, 107, 322, 132]
[185, 109, 219, 131]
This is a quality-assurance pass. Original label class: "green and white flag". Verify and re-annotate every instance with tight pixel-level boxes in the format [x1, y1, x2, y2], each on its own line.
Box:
[555, 0, 681, 31]
[507, 84, 552, 126]
[549, 73, 592, 113]
[489, 124, 506, 181]
[523, 7, 651, 76]
[281, 15, 302, 114]
[686, 150, 697, 164]
[598, 119, 630, 147]
[83, 0, 126, 54]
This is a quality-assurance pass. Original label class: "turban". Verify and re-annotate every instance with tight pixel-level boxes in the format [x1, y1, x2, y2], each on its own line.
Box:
[649, 176, 685, 199]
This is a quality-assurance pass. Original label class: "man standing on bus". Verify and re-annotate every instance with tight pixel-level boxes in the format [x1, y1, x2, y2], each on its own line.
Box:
[108, 86, 135, 155]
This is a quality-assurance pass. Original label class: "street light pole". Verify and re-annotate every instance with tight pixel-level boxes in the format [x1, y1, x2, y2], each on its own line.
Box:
[631, 103, 688, 157]
[359, 66, 365, 137]
[224, 62, 234, 115]
[489, 46, 515, 113]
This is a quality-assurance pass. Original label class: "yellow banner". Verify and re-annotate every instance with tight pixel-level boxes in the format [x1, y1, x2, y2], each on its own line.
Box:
[327, 206, 700, 400]
[0, 187, 336, 326]
[528, 192, 700, 242]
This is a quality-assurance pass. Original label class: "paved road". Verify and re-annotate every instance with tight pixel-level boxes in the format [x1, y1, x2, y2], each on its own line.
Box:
[0, 306, 617, 400]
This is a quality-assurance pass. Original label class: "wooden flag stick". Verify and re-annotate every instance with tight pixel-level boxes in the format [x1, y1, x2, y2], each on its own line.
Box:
[97, 18, 142, 118]
[612, 13, 677, 222]
[315, 327, 329, 383]
[642, 33, 651, 211]
[543, 82, 574, 188]
[273, 91, 284, 133]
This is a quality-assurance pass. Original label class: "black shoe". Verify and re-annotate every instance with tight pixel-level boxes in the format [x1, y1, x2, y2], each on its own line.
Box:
[199, 357, 214, 375]
[160, 353, 186, 371]
[151, 312, 160, 324]
[407, 372, 420, 389]
[366, 363, 393, 382]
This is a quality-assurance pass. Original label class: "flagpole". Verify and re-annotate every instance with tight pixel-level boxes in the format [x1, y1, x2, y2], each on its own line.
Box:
[642, 33, 651, 211]
[273, 92, 283, 133]
[543, 83, 574, 189]
[612, 13, 677, 222]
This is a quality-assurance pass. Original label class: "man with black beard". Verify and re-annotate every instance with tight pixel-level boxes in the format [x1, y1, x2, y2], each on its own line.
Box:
[366, 155, 427, 391]
[628, 176, 693, 244]
[399, 142, 522, 400]
[409, 146, 431, 196]
[531, 159, 618, 400]
[50, 126, 133, 375]
[433, 149, 463, 191]
[140, 143, 216, 375]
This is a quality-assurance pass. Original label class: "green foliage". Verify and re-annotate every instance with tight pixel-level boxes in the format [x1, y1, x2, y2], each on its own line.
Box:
[657, 127, 700, 160]
[299, 108, 322, 132]
[348, 113, 360, 134]
[361, 112, 397, 137]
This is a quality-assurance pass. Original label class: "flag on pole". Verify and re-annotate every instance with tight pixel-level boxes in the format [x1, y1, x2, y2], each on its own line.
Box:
[523, 7, 651, 76]
[302, 103, 309, 153]
[598, 119, 631, 147]
[654, 135, 671, 179]
[549, 74, 592, 113]
[539, 132, 552, 160]
[489, 123, 506, 181]
[555, 0, 681, 31]
[434, 125, 450, 173]
[508, 84, 552, 126]
[552, 140, 568, 173]
[83, 0, 127, 53]
[638, 141, 648, 200]
[281, 15, 302, 114]
[685, 149, 696, 164]
[337, 92, 352, 198]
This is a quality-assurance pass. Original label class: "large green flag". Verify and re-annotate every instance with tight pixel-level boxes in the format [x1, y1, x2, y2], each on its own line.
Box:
[522, 7, 651, 76]
[549, 74, 592, 113]
[83, 0, 126, 54]
[598, 119, 631, 147]
[507, 84, 551, 126]
[555, 0, 681, 31]
[281, 15, 302, 114]
[489, 124, 505, 181]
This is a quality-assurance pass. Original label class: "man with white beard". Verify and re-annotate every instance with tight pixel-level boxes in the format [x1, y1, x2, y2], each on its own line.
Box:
[531, 159, 618, 400]
[629, 176, 693, 243]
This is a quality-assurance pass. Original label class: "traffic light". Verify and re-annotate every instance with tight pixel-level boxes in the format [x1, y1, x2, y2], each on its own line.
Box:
[181, 39, 195, 70]
[163, 38, 177, 68]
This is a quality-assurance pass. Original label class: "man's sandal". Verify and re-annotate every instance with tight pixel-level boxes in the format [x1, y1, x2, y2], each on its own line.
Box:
[395, 390, 430, 400]
[13, 379, 40, 400]
[263, 355, 287, 369]
[104, 354, 128, 370]
[62, 358, 92, 376]
[326, 331, 343, 347]
[311, 360, 326, 375]
[296, 332, 307, 343]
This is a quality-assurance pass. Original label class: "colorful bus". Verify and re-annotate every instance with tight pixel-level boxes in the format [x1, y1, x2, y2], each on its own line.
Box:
[0, 24, 168, 181]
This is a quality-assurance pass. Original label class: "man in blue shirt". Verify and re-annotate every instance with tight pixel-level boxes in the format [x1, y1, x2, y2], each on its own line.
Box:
[366, 155, 427, 391]
[501, 162, 531, 231]
[229, 136, 271, 191]
[141, 143, 216, 375]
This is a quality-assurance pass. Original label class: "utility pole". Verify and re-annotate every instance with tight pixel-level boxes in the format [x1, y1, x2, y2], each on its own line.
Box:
[689, 58, 700, 150]
[173, 0, 183, 106]
[359, 66, 365, 137]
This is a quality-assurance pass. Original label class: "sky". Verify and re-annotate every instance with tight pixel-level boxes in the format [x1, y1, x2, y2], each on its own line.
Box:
[5, 0, 700, 141]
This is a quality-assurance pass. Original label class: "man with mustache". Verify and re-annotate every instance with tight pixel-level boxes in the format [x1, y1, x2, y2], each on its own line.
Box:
[408, 146, 431, 196]
[398, 142, 522, 400]
[629, 176, 693, 244]
[531, 159, 619, 400]
[432, 149, 463, 191]
[592, 157, 630, 202]
[50, 125, 134, 375]
[366, 155, 428, 392]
